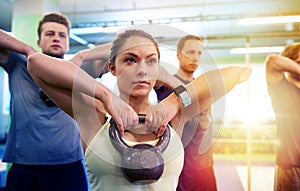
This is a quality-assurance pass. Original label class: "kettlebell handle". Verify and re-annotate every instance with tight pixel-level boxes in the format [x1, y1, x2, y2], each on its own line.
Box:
[109, 119, 171, 154]
[138, 114, 146, 124]
[127, 114, 153, 134]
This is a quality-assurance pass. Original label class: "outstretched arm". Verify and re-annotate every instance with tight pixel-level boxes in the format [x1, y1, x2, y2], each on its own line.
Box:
[157, 66, 252, 133]
[27, 52, 138, 134]
[188, 66, 252, 105]
[265, 53, 300, 83]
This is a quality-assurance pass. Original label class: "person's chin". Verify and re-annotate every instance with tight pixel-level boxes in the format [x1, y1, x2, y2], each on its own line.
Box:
[189, 68, 197, 73]
[132, 90, 151, 97]
[189, 64, 198, 70]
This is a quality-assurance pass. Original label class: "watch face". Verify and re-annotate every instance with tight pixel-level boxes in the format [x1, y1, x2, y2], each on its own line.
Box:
[180, 92, 191, 107]
[174, 85, 191, 107]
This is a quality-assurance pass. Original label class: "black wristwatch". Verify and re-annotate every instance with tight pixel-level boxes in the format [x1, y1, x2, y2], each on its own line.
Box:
[173, 85, 191, 107]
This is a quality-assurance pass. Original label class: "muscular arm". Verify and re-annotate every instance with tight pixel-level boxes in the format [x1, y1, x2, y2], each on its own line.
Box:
[265, 53, 300, 83]
[0, 29, 35, 65]
[188, 66, 252, 105]
[160, 66, 252, 132]
[27, 52, 138, 133]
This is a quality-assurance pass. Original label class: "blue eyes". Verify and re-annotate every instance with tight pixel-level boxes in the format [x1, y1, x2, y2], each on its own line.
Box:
[145, 59, 157, 65]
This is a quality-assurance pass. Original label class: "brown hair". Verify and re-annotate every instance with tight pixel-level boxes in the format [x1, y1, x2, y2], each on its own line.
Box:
[37, 12, 71, 39]
[176, 35, 203, 52]
[109, 29, 160, 64]
[281, 42, 300, 61]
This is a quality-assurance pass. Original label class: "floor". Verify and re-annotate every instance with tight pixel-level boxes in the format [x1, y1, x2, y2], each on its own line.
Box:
[214, 160, 275, 191]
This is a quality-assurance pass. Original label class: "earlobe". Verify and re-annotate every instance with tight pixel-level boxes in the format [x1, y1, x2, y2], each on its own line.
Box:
[109, 62, 116, 76]
[177, 52, 181, 59]
[37, 40, 41, 48]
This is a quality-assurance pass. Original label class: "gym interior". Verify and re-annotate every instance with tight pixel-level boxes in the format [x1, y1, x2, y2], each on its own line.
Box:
[1, 0, 300, 190]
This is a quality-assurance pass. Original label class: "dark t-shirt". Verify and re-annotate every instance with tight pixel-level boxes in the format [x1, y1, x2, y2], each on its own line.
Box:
[154, 75, 214, 169]
[155, 74, 217, 190]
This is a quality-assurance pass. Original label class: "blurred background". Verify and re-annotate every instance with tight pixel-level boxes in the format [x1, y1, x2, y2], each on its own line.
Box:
[1, 0, 300, 190]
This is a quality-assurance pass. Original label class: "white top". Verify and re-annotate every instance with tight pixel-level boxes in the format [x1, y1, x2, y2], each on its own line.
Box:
[85, 118, 184, 191]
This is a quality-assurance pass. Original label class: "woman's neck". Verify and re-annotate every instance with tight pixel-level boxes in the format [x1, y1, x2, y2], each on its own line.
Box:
[131, 99, 151, 114]
[120, 94, 151, 114]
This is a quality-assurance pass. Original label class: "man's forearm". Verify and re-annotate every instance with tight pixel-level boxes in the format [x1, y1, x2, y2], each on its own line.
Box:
[0, 29, 35, 57]
[75, 43, 112, 62]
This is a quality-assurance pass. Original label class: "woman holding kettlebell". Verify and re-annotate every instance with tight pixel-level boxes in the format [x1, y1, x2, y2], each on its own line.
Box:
[27, 29, 251, 190]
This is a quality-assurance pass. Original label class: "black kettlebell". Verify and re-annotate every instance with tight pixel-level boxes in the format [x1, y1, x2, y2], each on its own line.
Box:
[109, 115, 171, 185]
